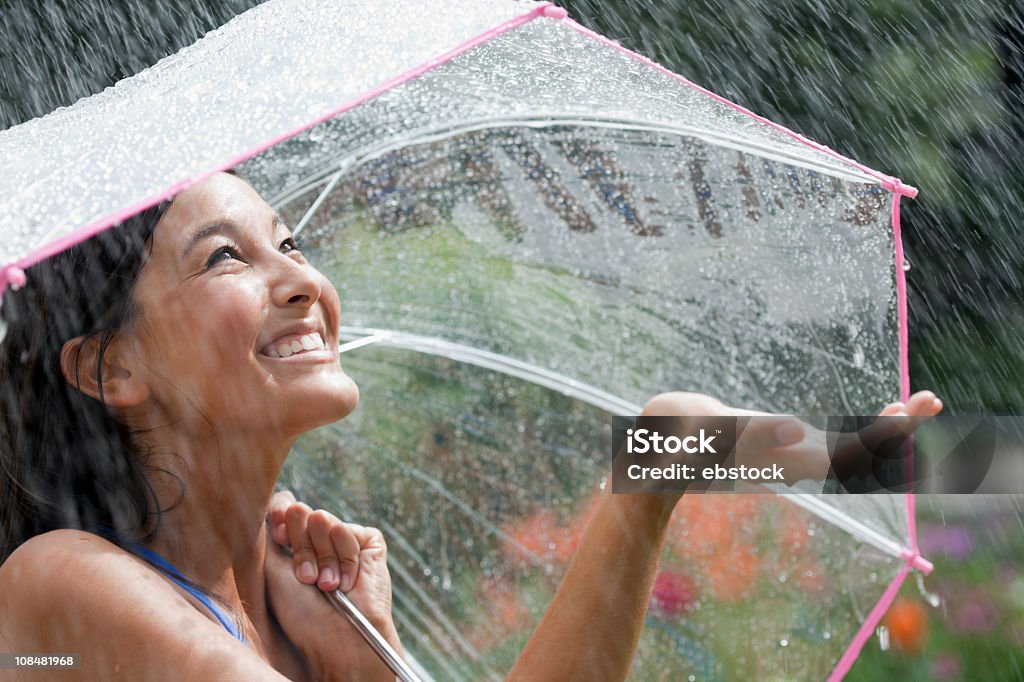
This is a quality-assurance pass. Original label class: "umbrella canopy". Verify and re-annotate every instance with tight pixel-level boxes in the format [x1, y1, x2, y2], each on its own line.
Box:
[0, 1, 931, 679]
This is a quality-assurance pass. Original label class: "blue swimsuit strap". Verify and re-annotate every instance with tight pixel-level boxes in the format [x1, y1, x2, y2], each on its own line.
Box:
[88, 526, 246, 645]
[124, 542, 247, 646]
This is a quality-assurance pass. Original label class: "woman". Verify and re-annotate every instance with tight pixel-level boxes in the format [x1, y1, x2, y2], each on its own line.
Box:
[0, 171, 941, 680]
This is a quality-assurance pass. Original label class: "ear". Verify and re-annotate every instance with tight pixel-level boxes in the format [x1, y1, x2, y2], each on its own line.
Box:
[59, 335, 151, 408]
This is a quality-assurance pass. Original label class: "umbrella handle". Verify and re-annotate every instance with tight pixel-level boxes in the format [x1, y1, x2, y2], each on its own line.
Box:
[325, 588, 423, 682]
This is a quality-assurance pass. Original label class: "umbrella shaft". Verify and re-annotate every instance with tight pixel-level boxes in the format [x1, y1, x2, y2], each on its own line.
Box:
[326, 589, 422, 682]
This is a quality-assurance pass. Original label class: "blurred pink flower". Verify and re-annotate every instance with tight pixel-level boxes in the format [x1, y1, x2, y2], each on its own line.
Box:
[929, 652, 961, 681]
[949, 595, 999, 635]
[650, 569, 696, 618]
[917, 524, 974, 561]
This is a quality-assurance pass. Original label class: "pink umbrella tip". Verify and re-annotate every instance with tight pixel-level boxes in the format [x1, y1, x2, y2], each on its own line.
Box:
[541, 5, 568, 20]
[883, 177, 918, 199]
[0, 264, 27, 293]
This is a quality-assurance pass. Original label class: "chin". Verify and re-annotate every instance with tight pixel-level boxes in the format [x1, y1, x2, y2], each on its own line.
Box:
[334, 378, 360, 420]
[309, 375, 360, 428]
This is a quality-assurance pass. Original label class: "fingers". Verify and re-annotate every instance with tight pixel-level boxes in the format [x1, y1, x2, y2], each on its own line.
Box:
[285, 502, 319, 585]
[267, 490, 296, 546]
[878, 401, 905, 417]
[904, 390, 942, 418]
[833, 392, 944, 472]
[868, 392, 943, 443]
[642, 391, 726, 417]
[271, 495, 386, 595]
[735, 415, 807, 454]
[308, 510, 359, 593]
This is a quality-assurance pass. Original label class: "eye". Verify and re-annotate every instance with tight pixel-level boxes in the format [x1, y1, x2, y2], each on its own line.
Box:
[206, 245, 240, 269]
[280, 236, 301, 254]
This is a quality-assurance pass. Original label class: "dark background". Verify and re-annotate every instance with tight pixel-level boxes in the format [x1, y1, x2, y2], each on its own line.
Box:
[3, 0, 1022, 412]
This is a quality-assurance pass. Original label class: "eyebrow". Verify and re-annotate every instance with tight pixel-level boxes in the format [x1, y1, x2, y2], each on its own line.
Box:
[181, 215, 288, 260]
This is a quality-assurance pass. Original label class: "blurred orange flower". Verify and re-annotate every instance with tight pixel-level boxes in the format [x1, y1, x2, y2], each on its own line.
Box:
[503, 488, 602, 565]
[706, 545, 761, 602]
[883, 597, 929, 654]
[467, 578, 534, 651]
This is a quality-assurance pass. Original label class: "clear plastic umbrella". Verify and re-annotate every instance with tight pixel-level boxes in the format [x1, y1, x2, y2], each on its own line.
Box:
[0, 1, 932, 679]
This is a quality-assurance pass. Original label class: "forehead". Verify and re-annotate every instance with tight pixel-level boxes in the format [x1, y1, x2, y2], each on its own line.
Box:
[154, 173, 272, 247]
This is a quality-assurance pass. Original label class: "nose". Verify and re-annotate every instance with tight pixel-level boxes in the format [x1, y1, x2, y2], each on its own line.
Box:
[270, 253, 322, 308]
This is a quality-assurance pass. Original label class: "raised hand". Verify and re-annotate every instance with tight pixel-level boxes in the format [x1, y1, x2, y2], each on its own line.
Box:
[732, 390, 944, 488]
[636, 390, 943, 489]
[264, 491, 403, 682]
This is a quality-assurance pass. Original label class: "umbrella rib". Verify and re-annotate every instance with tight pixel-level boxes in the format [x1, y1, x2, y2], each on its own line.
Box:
[781, 493, 913, 564]
[292, 164, 349, 237]
[336, 327, 921, 566]
[264, 114, 879, 213]
[337, 326, 643, 416]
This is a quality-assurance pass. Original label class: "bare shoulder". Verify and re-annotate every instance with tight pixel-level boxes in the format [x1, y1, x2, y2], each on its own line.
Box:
[1, 528, 124, 583]
[0, 529, 155, 623]
[0, 529, 285, 681]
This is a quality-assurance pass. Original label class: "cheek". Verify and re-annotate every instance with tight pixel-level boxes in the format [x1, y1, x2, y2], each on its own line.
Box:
[158, 283, 265, 364]
[319, 275, 343, 328]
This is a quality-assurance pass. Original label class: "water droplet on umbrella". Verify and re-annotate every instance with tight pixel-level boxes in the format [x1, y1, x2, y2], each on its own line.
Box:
[902, 259, 911, 271]
[876, 625, 890, 651]
[915, 571, 941, 607]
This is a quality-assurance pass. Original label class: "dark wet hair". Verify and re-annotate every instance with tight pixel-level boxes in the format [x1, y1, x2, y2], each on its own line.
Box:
[0, 202, 169, 563]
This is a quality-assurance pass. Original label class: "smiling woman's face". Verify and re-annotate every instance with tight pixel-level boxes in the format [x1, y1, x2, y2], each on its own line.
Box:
[122, 172, 358, 438]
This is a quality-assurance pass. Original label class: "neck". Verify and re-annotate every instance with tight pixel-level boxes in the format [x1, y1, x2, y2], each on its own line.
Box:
[137, 423, 297, 638]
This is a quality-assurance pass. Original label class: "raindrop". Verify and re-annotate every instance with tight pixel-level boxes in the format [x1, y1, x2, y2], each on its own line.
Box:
[876, 625, 890, 651]
[780, 638, 788, 647]
[902, 259, 911, 272]
[915, 572, 941, 607]
[823, 631, 832, 640]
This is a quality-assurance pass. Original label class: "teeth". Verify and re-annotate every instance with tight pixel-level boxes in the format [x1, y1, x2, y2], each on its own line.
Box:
[266, 332, 326, 358]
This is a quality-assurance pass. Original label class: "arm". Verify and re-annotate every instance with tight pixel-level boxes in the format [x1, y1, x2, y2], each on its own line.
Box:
[507, 390, 943, 681]
[507, 392, 720, 682]
[507, 488, 674, 682]
[0, 529, 291, 682]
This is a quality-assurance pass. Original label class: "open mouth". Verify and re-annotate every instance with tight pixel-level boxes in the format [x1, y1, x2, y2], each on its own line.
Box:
[260, 331, 327, 358]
